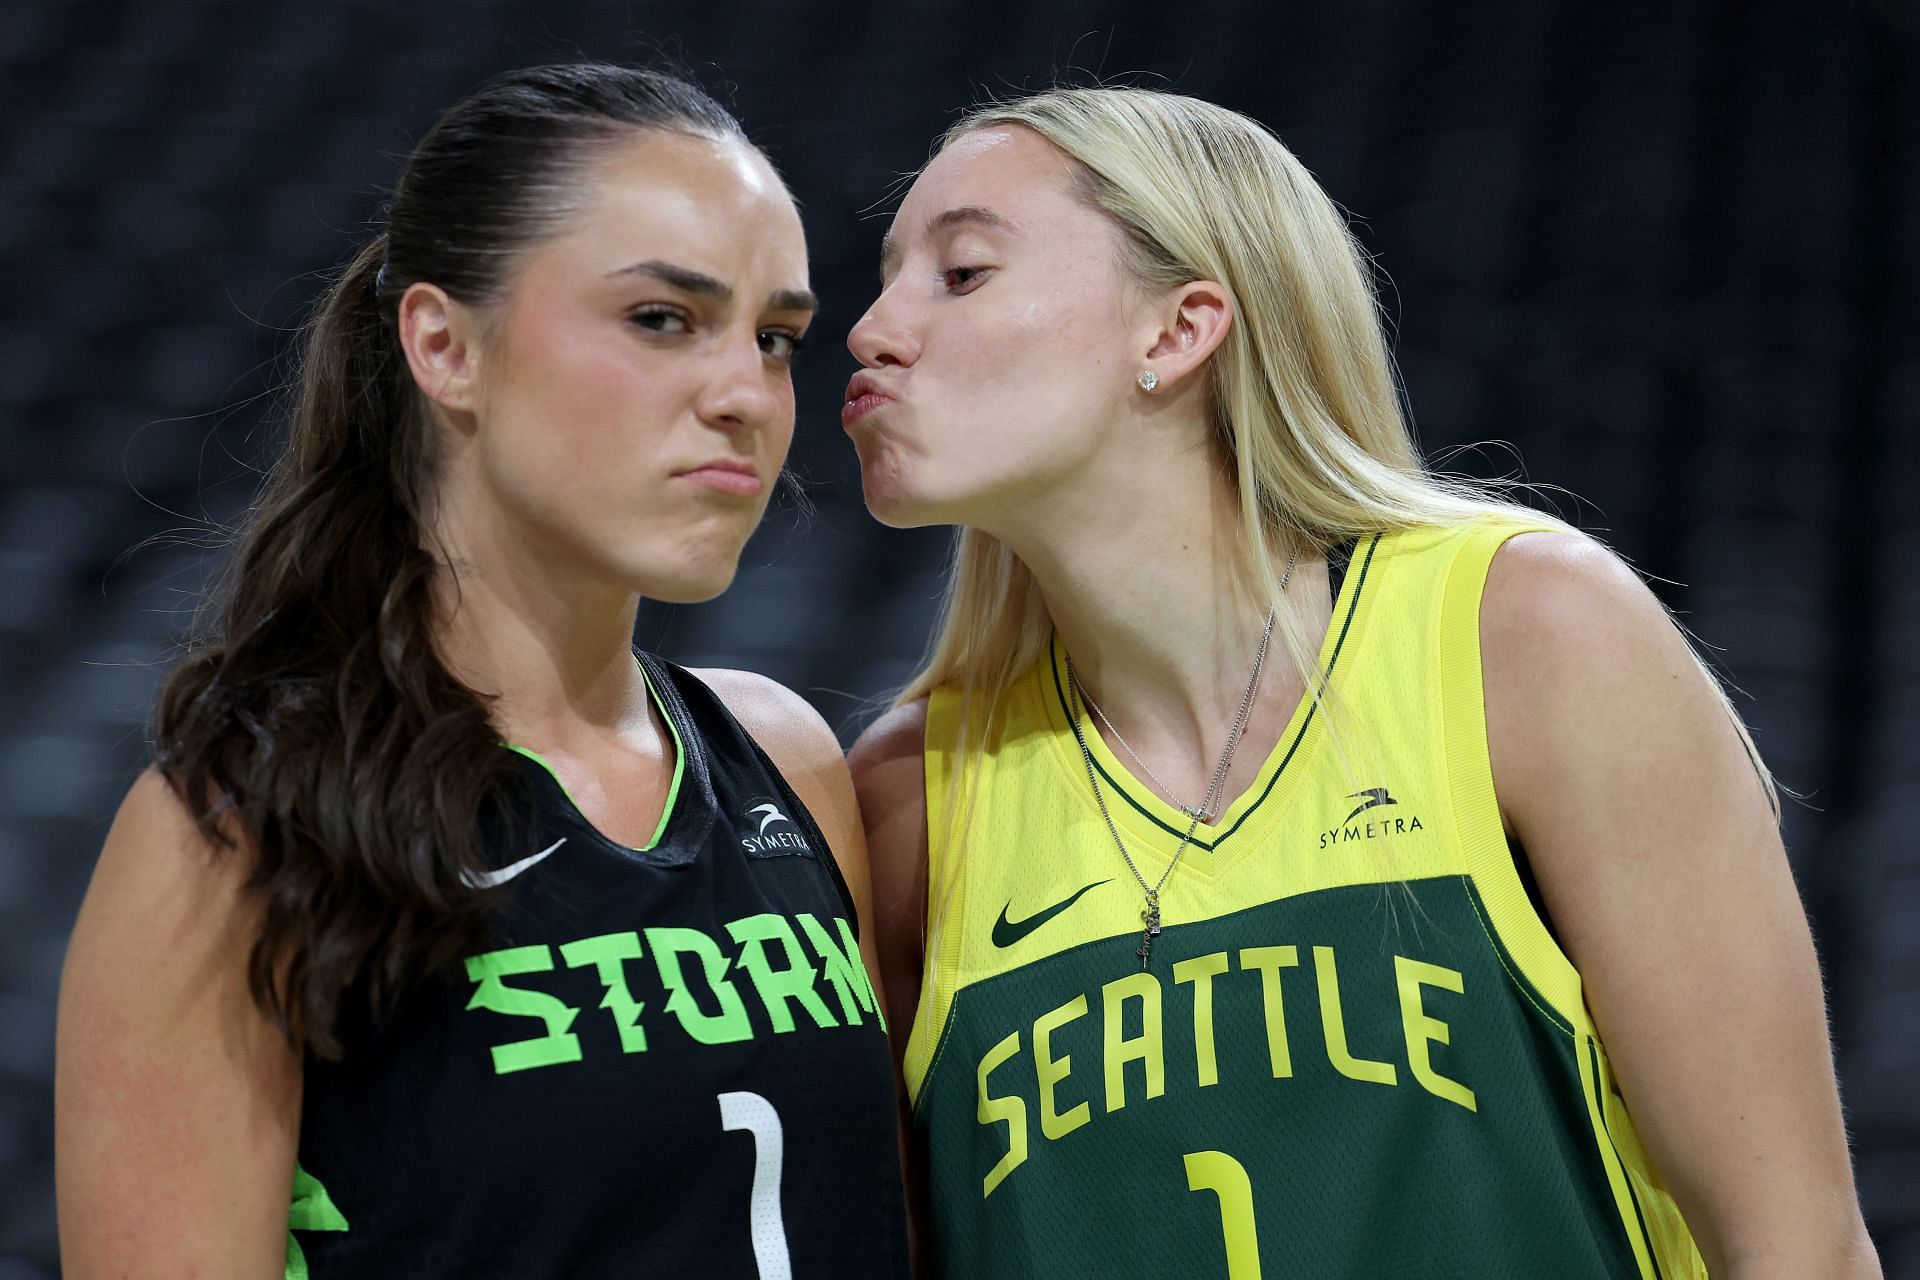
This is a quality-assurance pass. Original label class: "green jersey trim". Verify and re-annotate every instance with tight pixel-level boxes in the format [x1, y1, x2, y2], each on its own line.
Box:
[502, 657, 686, 853]
[639, 656, 686, 850]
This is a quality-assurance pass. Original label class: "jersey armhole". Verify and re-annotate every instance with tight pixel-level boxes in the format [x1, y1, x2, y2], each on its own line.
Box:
[1436, 522, 1590, 1036]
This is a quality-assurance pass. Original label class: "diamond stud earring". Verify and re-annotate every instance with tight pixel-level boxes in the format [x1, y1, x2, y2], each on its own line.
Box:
[1137, 370, 1160, 392]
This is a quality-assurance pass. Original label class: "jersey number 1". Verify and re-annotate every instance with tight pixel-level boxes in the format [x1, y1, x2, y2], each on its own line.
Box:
[1185, 1149, 1264, 1279]
[719, 1091, 792, 1279]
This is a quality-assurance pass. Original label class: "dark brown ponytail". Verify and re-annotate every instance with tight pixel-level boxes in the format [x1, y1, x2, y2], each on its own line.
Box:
[152, 64, 748, 1058]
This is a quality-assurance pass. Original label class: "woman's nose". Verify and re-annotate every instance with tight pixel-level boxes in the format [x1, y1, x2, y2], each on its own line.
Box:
[847, 290, 919, 369]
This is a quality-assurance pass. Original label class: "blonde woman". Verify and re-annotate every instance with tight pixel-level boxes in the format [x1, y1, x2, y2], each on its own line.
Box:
[843, 88, 1877, 1279]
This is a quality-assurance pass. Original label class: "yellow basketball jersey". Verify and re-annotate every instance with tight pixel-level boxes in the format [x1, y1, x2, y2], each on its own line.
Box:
[907, 521, 1705, 1278]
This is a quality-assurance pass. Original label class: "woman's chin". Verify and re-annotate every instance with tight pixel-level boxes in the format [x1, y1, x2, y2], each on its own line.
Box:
[859, 467, 939, 529]
[631, 550, 744, 605]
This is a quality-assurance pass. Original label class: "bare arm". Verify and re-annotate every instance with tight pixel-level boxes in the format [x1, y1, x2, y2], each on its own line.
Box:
[1482, 533, 1879, 1279]
[848, 699, 932, 1275]
[846, 700, 930, 1077]
[56, 769, 302, 1278]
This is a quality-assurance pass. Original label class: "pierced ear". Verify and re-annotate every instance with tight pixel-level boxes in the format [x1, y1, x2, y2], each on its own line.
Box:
[396, 282, 482, 415]
[1140, 279, 1234, 391]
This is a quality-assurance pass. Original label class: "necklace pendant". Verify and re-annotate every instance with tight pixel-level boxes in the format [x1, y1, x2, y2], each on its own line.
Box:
[1137, 902, 1163, 970]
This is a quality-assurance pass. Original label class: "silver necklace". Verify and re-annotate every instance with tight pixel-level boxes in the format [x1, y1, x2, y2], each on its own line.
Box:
[1070, 546, 1300, 822]
[1064, 554, 1295, 969]
[1077, 686, 1216, 820]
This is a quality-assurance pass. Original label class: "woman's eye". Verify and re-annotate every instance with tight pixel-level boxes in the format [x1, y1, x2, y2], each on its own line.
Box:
[758, 330, 806, 364]
[943, 265, 989, 293]
[628, 306, 691, 334]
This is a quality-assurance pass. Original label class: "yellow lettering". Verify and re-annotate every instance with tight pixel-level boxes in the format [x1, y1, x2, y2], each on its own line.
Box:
[1314, 945, 1398, 1086]
[1395, 956, 1476, 1111]
[1034, 994, 1091, 1140]
[977, 1030, 1027, 1197]
[1102, 971, 1165, 1112]
[1173, 951, 1231, 1087]
[1185, 1150, 1265, 1279]
[1238, 946, 1299, 1078]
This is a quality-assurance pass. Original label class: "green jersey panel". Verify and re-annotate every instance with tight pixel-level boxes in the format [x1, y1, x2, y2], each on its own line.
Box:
[917, 880, 1648, 1278]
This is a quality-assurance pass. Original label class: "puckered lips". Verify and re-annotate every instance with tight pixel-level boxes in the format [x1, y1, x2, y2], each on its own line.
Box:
[842, 370, 894, 428]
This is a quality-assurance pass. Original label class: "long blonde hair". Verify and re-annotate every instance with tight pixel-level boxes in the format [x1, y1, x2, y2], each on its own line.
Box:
[894, 86, 1775, 816]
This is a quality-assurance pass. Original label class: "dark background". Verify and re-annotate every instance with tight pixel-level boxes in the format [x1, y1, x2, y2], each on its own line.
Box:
[1, 0, 1914, 1273]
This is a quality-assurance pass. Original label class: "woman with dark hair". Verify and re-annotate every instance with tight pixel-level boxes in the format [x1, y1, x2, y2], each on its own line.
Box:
[56, 64, 907, 1278]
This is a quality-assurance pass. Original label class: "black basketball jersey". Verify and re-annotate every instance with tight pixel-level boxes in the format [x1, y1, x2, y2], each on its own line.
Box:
[289, 655, 909, 1279]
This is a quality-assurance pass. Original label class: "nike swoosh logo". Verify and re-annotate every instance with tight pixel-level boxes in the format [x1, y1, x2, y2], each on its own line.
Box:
[992, 879, 1110, 950]
[1343, 789, 1396, 823]
[463, 838, 567, 889]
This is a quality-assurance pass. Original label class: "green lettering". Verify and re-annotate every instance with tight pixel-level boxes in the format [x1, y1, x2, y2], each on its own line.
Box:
[286, 1161, 349, 1280]
[797, 913, 884, 1030]
[727, 913, 838, 1032]
[464, 945, 583, 1074]
[645, 926, 754, 1044]
[559, 931, 648, 1054]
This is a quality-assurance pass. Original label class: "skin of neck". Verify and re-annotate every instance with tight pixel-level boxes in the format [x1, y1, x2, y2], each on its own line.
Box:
[988, 385, 1325, 795]
[424, 461, 659, 756]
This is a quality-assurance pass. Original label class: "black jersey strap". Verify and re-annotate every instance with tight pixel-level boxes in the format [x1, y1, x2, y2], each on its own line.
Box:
[646, 656, 861, 928]
[1326, 536, 1360, 604]
[631, 650, 718, 865]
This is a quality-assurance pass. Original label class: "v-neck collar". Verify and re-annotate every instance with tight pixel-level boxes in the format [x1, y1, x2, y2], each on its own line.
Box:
[1041, 534, 1380, 870]
[500, 652, 716, 868]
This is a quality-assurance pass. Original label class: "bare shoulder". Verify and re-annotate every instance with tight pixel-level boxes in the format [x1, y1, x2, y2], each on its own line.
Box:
[1480, 530, 1733, 814]
[687, 670, 884, 970]
[1480, 529, 1677, 666]
[1477, 529, 1717, 781]
[65, 766, 266, 1022]
[690, 667, 844, 780]
[117, 764, 211, 842]
[89, 766, 252, 909]
[848, 701, 930, 923]
[847, 698, 929, 806]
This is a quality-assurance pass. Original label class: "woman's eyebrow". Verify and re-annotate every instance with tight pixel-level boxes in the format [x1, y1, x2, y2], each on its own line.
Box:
[879, 205, 1015, 280]
[768, 288, 819, 315]
[608, 259, 731, 297]
[608, 259, 816, 314]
